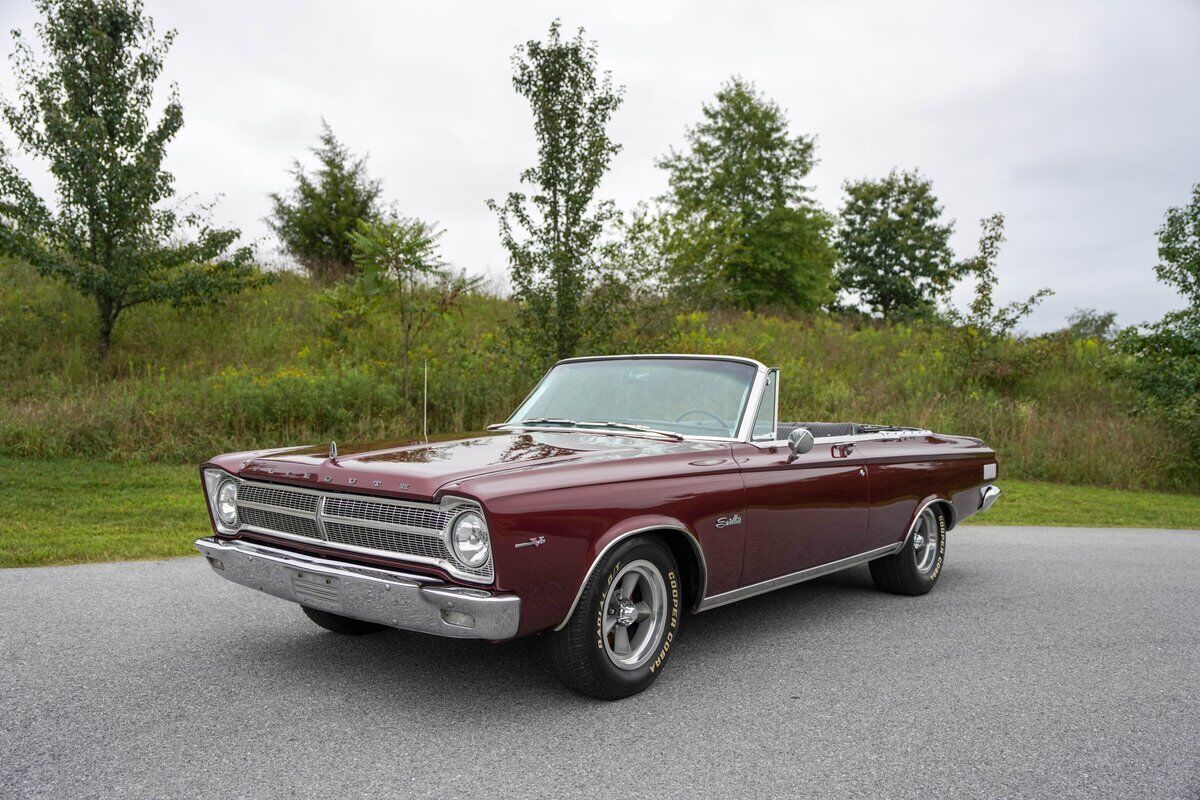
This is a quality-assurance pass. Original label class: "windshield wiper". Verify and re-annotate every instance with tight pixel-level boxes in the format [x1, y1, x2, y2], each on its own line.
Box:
[486, 417, 685, 441]
[576, 421, 684, 441]
[486, 417, 579, 431]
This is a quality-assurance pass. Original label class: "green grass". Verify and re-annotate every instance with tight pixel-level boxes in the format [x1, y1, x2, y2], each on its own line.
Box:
[0, 458, 207, 567]
[1, 459, 1195, 569]
[961, 479, 1200, 529]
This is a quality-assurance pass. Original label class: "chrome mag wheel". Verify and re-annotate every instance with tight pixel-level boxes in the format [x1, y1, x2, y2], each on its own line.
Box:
[602, 559, 668, 670]
[911, 507, 941, 575]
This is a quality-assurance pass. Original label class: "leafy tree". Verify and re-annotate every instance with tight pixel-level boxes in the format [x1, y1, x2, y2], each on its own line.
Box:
[657, 78, 834, 311]
[1116, 183, 1200, 464]
[1153, 182, 1200, 309]
[954, 214, 1052, 337]
[488, 21, 623, 364]
[945, 214, 1052, 389]
[269, 121, 382, 282]
[0, 0, 264, 360]
[836, 169, 958, 318]
[335, 212, 479, 400]
[1062, 308, 1119, 341]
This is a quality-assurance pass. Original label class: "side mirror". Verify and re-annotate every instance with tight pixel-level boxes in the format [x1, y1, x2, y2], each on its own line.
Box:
[787, 427, 814, 456]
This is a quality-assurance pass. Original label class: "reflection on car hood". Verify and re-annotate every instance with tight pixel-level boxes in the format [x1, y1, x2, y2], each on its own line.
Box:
[226, 430, 726, 499]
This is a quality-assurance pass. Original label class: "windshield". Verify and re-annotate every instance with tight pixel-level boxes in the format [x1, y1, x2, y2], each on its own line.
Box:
[507, 358, 759, 439]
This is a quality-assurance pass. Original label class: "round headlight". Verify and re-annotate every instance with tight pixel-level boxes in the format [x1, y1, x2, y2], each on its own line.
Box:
[450, 511, 490, 568]
[215, 480, 238, 527]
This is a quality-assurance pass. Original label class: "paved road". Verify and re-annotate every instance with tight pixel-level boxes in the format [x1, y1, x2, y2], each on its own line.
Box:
[2, 526, 1198, 799]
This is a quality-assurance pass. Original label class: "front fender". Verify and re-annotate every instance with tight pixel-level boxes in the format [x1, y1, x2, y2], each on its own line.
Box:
[549, 515, 707, 631]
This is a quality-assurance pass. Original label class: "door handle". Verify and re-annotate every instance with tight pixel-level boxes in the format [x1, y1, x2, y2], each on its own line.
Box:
[858, 467, 866, 477]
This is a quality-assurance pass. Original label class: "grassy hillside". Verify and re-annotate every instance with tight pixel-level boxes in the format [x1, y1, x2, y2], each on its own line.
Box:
[2, 260, 1194, 492]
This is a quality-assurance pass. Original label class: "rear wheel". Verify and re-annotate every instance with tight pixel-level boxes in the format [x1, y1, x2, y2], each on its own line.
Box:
[551, 537, 682, 700]
[301, 605, 387, 635]
[869, 505, 947, 596]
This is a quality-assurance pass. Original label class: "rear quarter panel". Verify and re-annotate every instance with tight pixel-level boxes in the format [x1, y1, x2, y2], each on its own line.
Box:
[857, 434, 996, 549]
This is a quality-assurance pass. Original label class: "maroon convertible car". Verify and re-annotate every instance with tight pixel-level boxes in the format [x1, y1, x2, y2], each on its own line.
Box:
[197, 354, 1001, 699]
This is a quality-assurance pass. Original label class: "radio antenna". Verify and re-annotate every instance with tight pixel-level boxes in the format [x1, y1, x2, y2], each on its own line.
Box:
[423, 360, 429, 444]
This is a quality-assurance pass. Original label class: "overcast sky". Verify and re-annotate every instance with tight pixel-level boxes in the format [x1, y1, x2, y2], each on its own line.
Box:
[2, 0, 1198, 331]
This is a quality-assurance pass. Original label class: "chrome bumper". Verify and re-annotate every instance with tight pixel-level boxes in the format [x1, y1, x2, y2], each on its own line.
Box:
[979, 484, 1001, 512]
[194, 537, 519, 640]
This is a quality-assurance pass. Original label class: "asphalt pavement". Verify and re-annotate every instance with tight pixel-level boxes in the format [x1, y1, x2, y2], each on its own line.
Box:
[2, 525, 1198, 799]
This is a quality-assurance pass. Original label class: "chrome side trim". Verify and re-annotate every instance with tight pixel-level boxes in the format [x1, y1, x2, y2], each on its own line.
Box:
[552, 525, 709, 632]
[194, 537, 519, 640]
[979, 484, 1001, 512]
[695, 542, 904, 612]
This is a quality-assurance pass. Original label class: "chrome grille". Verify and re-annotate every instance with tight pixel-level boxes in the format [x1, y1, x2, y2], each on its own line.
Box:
[239, 506, 321, 540]
[233, 479, 491, 583]
[239, 483, 319, 513]
[323, 496, 448, 532]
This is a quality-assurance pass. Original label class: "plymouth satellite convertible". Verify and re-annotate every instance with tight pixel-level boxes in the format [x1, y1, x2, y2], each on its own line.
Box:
[197, 354, 1001, 699]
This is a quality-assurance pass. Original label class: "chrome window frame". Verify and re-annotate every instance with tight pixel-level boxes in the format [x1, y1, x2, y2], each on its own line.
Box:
[749, 367, 779, 442]
[500, 354, 773, 444]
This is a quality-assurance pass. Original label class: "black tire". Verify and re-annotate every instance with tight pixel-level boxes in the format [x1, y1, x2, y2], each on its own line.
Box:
[869, 504, 948, 596]
[301, 605, 388, 635]
[551, 537, 683, 700]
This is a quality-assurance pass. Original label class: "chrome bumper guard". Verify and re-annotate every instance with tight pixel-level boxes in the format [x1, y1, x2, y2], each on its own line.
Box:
[979, 484, 1001, 512]
[194, 537, 519, 640]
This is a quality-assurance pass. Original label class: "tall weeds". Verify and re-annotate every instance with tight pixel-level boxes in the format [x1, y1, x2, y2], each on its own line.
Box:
[1, 261, 1191, 491]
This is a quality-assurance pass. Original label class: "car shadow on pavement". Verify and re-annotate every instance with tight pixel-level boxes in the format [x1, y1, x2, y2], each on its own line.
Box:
[226, 562, 976, 709]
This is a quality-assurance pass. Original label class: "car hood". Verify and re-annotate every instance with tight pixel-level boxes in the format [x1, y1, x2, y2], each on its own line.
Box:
[222, 431, 726, 499]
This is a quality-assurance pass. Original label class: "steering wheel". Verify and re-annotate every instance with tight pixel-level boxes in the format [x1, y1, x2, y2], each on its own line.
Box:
[674, 409, 730, 430]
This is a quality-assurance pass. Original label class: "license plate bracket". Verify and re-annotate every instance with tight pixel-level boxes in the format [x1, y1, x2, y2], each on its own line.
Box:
[291, 570, 342, 611]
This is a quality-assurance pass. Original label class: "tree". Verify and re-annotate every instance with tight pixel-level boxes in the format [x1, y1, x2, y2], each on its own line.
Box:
[836, 169, 958, 318]
[953, 214, 1052, 338]
[269, 121, 382, 282]
[339, 212, 479, 400]
[1153, 182, 1200, 310]
[945, 214, 1052, 389]
[0, 0, 265, 360]
[1116, 183, 1200, 465]
[657, 78, 834, 311]
[1062, 308, 1119, 341]
[488, 21, 623, 364]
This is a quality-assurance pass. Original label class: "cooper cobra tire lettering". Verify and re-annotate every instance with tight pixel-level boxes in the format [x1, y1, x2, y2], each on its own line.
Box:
[929, 514, 947, 580]
[649, 570, 680, 673]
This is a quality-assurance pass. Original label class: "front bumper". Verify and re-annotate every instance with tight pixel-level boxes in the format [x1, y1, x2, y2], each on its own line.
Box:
[194, 537, 519, 640]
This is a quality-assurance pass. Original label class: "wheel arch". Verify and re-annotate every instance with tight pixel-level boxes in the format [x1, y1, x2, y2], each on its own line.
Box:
[552, 522, 708, 631]
[903, 496, 957, 548]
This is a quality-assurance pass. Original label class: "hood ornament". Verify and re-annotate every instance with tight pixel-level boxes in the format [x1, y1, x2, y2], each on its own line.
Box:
[329, 441, 338, 460]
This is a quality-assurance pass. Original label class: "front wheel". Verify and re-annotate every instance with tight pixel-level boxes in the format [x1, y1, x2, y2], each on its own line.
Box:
[869, 505, 947, 596]
[551, 537, 682, 700]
